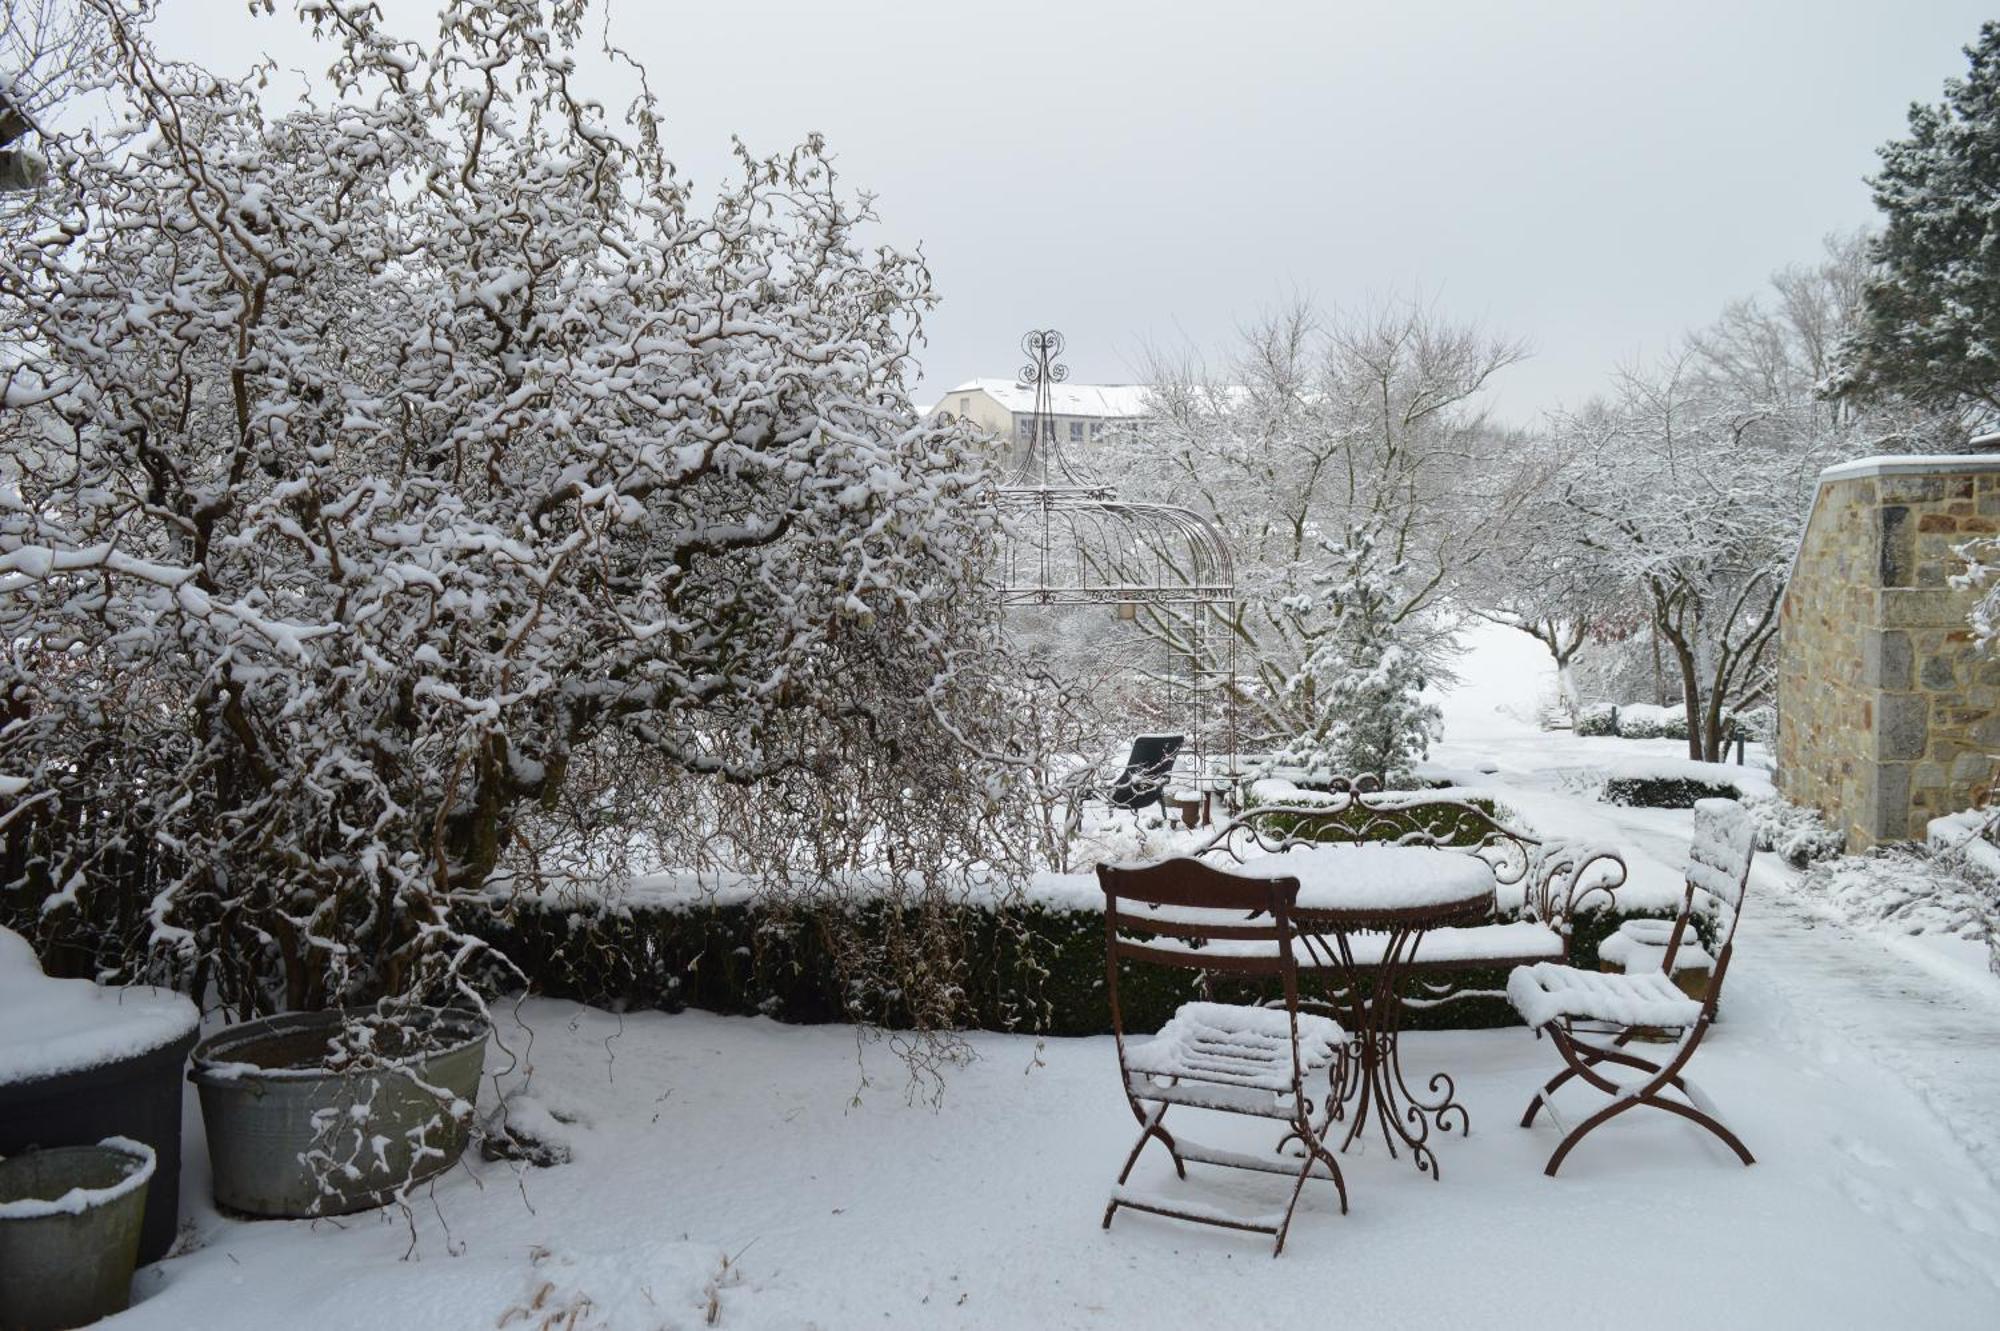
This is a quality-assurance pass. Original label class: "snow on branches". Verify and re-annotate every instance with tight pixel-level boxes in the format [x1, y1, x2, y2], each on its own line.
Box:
[0, 0, 1019, 1019]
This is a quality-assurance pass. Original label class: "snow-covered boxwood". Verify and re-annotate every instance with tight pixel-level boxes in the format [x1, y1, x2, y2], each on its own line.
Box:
[467, 891, 1664, 1036]
[1574, 704, 1620, 737]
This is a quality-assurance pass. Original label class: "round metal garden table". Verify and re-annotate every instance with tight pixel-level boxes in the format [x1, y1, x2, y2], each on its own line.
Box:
[1234, 844, 1496, 1179]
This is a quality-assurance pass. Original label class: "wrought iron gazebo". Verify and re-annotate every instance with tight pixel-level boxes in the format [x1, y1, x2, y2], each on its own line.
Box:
[993, 329, 1239, 798]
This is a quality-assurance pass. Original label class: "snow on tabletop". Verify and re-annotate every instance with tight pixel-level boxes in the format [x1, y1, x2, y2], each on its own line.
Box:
[0, 927, 199, 1089]
[1220, 843, 1495, 911]
[0, 1136, 155, 1221]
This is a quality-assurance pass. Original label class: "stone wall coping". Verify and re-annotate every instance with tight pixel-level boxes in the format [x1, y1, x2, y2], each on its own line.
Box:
[1786, 454, 2000, 590]
[1817, 453, 2000, 483]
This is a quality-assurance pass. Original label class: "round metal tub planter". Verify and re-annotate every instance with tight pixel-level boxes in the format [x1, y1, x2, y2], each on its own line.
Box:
[0, 1137, 155, 1330]
[189, 1008, 489, 1219]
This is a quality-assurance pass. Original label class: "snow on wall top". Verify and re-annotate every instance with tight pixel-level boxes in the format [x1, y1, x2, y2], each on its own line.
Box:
[938, 378, 1154, 419]
[1815, 453, 2000, 484]
[0, 927, 200, 1089]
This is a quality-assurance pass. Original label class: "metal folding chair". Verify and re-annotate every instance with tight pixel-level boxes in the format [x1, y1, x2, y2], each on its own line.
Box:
[1508, 799, 1757, 1175]
[1099, 857, 1348, 1254]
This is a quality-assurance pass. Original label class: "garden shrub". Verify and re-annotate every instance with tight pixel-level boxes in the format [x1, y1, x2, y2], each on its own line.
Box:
[1614, 704, 1673, 738]
[1746, 795, 1845, 867]
[1571, 702, 1759, 743]
[1602, 774, 1743, 808]
[1574, 705, 1619, 737]
[466, 892, 1660, 1035]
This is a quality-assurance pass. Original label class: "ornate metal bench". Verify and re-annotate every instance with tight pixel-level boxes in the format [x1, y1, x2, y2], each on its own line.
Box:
[1195, 787, 1627, 1004]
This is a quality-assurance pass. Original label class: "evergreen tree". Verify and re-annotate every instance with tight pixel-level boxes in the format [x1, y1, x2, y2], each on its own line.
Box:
[1840, 22, 2000, 416]
[1277, 527, 1441, 786]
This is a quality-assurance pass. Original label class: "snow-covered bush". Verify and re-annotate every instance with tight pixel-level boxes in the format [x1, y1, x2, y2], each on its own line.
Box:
[1746, 795, 1845, 868]
[1600, 759, 1748, 808]
[1614, 703, 1675, 739]
[0, 1, 1025, 1027]
[1801, 845, 1998, 969]
[1274, 526, 1442, 784]
[1574, 704, 1620, 737]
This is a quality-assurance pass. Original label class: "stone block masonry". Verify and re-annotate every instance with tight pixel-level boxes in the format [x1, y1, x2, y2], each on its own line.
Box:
[1778, 456, 2000, 850]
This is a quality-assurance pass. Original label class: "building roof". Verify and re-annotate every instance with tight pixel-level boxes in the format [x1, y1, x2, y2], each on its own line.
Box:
[939, 378, 1153, 419]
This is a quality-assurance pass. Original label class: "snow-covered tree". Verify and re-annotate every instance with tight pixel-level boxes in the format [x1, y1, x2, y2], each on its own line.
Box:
[1480, 236, 1956, 750]
[1276, 524, 1440, 783]
[0, 0, 92, 192]
[1838, 21, 2000, 418]
[1126, 298, 1525, 771]
[1550, 363, 1813, 760]
[0, 0, 1023, 1022]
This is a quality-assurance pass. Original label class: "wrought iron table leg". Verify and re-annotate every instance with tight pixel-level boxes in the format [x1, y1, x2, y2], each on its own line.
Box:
[1306, 925, 1472, 1180]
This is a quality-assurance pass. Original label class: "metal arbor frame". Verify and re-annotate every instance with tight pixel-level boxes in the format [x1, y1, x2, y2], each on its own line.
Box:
[994, 329, 1239, 791]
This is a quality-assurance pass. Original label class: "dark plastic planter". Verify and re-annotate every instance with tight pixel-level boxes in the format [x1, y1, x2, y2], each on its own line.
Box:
[0, 1025, 196, 1267]
[0, 1139, 154, 1331]
[189, 1008, 488, 1218]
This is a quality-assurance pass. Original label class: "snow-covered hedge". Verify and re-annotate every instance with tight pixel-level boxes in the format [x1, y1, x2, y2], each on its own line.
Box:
[1574, 703, 1766, 743]
[1601, 758, 1770, 809]
[469, 889, 1662, 1036]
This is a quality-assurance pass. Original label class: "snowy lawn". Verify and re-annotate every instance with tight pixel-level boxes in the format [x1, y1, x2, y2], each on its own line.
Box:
[113, 626, 2000, 1329]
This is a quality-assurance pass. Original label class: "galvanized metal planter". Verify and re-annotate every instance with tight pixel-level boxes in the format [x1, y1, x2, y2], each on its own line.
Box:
[189, 1008, 488, 1219]
[0, 1138, 154, 1330]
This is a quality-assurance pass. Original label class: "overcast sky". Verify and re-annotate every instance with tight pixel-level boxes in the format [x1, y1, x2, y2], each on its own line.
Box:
[158, 0, 1996, 425]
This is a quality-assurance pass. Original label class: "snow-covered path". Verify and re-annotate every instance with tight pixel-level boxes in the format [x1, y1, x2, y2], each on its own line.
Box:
[1434, 625, 2000, 1204]
[110, 626, 2000, 1329]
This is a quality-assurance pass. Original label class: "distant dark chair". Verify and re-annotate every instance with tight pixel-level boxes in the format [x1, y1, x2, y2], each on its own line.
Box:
[1108, 733, 1184, 812]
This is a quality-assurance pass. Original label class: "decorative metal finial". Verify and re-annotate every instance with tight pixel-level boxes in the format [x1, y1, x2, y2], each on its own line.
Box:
[1018, 329, 1069, 388]
[1010, 327, 1104, 492]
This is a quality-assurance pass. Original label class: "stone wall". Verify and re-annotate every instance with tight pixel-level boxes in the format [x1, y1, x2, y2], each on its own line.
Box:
[1778, 456, 2000, 849]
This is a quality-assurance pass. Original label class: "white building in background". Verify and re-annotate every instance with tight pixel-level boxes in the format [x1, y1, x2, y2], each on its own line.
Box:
[929, 378, 1152, 455]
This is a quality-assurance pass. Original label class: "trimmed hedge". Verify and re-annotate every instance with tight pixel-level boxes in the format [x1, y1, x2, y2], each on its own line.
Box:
[465, 892, 1682, 1036]
[1602, 775, 1743, 809]
[1573, 703, 1765, 743]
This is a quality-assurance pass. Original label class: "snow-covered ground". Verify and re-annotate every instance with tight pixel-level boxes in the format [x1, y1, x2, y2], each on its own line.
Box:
[112, 624, 2000, 1329]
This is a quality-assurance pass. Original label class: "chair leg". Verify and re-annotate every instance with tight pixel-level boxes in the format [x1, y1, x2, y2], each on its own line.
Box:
[1272, 1119, 1347, 1257]
[1534, 1023, 1750, 1176]
[1106, 1098, 1185, 1229]
[1114, 1098, 1184, 1186]
[1646, 1088, 1756, 1166]
[1520, 1028, 1690, 1127]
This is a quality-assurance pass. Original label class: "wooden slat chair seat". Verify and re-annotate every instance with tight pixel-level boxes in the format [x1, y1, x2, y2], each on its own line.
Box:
[1098, 857, 1349, 1256]
[1124, 1003, 1345, 1113]
[1507, 964, 1703, 1031]
[1510, 798, 1757, 1177]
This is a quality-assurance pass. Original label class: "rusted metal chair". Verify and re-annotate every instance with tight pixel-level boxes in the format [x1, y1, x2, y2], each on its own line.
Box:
[1508, 798, 1757, 1176]
[1098, 857, 1348, 1255]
